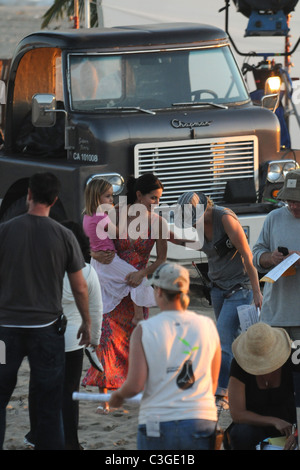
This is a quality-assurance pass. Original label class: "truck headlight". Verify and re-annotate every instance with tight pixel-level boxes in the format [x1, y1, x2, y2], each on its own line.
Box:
[267, 163, 281, 182]
[264, 76, 281, 95]
[283, 161, 297, 177]
[86, 173, 125, 195]
[267, 160, 299, 183]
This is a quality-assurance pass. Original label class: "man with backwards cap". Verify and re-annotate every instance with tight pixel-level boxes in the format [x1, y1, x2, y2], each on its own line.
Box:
[176, 191, 263, 410]
[253, 169, 300, 342]
[109, 262, 221, 450]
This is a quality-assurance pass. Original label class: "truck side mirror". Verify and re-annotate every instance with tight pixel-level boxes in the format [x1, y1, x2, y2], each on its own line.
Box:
[32, 93, 57, 127]
[261, 93, 280, 113]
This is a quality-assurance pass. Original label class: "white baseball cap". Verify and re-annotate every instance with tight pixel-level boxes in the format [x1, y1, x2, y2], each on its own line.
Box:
[149, 262, 190, 293]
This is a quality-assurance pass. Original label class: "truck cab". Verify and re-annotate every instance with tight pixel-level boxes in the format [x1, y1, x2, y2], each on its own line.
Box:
[0, 23, 296, 262]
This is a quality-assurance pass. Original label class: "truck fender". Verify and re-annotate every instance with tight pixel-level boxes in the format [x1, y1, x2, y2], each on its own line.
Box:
[0, 178, 67, 223]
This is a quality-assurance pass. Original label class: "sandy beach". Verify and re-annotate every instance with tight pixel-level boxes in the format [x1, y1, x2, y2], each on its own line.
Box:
[3, 282, 223, 451]
[0, 2, 230, 451]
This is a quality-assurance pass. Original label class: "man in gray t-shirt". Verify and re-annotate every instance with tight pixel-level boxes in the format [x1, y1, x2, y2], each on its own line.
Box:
[253, 170, 300, 342]
[0, 172, 91, 450]
[0, 213, 86, 326]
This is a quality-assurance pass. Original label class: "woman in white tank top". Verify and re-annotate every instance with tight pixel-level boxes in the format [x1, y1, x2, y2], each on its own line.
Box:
[109, 262, 221, 450]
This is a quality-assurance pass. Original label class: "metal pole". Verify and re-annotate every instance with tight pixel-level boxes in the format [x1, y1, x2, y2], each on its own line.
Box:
[285, 15, 291, 134]
[84, 0, 90, 28]
[73, 0, 79, 29]
[97, 0, 104, 28]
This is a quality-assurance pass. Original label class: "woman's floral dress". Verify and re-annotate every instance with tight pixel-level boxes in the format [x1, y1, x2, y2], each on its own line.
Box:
[82, 233, 156, 390]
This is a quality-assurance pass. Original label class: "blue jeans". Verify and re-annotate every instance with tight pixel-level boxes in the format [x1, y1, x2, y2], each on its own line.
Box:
[229, 423, 281, 450]
[137, 419, 216, 450]
[0, 324, 65, 450]
[211, 286, 253, 396]
[26, 348, 84, 450]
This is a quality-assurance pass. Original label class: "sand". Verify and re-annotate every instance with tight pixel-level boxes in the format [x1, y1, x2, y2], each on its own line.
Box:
[0, 3, 231, 451]
[2, 282, 228, 451]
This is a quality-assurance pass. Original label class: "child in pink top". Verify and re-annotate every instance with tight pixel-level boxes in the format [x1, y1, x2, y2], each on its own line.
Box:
[83, 178, 156, 324]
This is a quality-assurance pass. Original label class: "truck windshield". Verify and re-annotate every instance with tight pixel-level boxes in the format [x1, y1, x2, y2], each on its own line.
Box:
[69, 46, 249, 111]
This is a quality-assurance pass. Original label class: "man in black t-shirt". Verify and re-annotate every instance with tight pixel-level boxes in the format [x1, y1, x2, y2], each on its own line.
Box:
[0, 172, 91, 450]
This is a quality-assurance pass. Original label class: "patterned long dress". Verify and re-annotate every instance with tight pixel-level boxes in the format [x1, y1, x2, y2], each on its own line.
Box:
[82, 233, 156, 390]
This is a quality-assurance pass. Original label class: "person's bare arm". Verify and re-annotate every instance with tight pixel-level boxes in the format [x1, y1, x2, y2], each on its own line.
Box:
[222, 214, 263, 309]
[259, 250, 285, 268]
[211, 341, 222, 395]
[91, 250, 115, 264]
[228, 376, 294, 437]
[68, 270, 91, 346]
[125, 215, 167, 287]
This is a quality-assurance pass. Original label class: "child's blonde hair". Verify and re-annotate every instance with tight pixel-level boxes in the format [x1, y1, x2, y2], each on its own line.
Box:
[84, 178, 112, 215]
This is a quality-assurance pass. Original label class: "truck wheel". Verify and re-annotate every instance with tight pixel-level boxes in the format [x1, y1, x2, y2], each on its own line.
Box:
[0, 196, 66, 223]
[0, 196, 27, 222]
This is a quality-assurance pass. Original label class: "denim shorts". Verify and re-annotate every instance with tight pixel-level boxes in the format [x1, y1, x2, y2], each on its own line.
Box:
[137, 418, 216, 450]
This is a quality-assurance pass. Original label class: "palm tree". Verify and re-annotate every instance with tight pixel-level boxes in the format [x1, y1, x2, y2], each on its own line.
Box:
[41, 0, 103, 29]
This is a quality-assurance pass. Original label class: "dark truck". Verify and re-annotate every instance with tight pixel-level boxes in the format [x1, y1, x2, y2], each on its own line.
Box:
[0, 22, 298, 263]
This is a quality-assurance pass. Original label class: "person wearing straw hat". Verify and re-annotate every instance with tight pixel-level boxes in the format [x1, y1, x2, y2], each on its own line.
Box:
[176, 192, 263, 411]
[253, 169, 300, 342]
[109, 262, 221, 450]
[227, 322, 297, 450]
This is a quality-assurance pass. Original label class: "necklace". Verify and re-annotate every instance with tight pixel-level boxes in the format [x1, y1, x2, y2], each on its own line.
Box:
[258, 375, 270, 388]
[258, 369, 281, 389]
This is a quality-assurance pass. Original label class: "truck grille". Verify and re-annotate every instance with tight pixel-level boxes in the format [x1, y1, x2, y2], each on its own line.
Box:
[134, 136, 258, 205]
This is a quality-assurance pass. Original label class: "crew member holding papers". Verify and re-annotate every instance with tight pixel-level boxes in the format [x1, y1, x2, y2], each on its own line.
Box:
[253, 169, 300, 342]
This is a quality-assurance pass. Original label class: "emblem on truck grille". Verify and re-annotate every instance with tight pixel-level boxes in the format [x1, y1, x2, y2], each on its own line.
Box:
[171, 119, 212, 129]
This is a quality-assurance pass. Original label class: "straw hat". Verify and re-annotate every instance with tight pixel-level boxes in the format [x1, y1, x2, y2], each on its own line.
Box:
[232, 323, 292, 375]
[277, 169, 300, 202]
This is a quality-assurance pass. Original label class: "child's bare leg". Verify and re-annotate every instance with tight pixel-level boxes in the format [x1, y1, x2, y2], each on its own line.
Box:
[132, 303, 144, 325]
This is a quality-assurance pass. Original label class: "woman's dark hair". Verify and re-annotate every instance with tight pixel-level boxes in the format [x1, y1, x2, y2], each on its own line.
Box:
[126, 173, 164, 204]
[61, 220, 91, 263]
[29, 172, 60, 206]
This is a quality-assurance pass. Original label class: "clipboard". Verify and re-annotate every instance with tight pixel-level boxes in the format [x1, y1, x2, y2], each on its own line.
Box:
[261, 253, 300, 283]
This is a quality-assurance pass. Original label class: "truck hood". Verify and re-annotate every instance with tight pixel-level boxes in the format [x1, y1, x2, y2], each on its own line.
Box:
[70, 104, 280, 172]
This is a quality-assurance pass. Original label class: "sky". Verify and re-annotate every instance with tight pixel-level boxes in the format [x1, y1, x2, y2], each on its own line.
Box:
[99, 0, 300, 147]
[4, 0, 300, 146]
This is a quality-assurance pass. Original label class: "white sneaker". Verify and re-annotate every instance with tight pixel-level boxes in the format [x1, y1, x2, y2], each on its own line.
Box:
[85, 346, 104, 372]
[24, 436, 35, 449]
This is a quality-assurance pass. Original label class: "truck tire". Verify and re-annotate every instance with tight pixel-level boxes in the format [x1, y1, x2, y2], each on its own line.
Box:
[0, 196, 67, 223]
[0, 196, 27, 222]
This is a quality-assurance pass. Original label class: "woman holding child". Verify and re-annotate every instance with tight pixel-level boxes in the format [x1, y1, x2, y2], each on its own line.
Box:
[82, 173, 168, 391]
